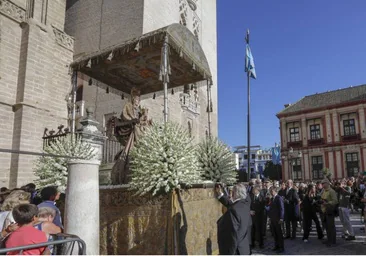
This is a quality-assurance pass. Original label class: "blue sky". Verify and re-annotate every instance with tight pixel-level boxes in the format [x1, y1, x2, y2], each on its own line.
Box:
[217, 0, 366, 149]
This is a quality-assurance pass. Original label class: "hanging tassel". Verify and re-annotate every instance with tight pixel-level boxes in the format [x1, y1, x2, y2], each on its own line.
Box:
[88, 78, 92, 86]
[192, 63, 196, 71]
[121, 93, 124, 100]
[106, 87, 109, 94]
[171, 89, 174, 95]
[153, 93, 156, 99]
[179, 48, 183, 58]
[86, 59, 92, 68]
[107, 51, 113, 61]
[134, 41, 140, 52]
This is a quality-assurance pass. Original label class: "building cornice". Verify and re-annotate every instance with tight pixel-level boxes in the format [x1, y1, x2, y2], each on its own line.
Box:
[277, 99, 366, 119]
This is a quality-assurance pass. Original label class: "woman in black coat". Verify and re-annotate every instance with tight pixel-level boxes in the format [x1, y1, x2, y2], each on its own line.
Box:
[302, 184, 324, 242]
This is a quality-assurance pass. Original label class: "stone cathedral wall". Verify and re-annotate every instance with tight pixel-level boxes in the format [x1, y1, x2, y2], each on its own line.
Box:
[0, 0, 73, 187]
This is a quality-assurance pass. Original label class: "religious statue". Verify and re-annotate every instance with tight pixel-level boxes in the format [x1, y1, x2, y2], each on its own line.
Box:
[110, 88, 152, 184]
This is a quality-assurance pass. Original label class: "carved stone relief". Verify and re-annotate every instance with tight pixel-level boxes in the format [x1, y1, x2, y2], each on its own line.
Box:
[52, 25, 74, 51]
[179, 0, 188, 26]
[0, 0, 26, 22]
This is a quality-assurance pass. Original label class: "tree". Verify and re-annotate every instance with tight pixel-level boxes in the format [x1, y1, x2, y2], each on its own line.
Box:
[263, 160, 282, 180]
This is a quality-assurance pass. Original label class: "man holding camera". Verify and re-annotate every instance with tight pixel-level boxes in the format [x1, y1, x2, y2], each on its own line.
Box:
[338, 180, 355, 240]
[320, 179, 338, 247]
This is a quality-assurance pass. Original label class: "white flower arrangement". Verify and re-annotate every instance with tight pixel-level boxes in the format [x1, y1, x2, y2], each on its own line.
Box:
[129, 122, 201, 196]
[197, 137, 237, 185]
[34, 134, 97, 192]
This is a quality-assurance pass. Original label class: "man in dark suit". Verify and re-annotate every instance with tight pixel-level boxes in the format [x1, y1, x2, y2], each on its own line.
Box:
[261, 178, 271, 236]
[250, 185, 265, 248]
[247, 179, 255, 195]
[284, 179, 300, 239]
[268, 186, 285, 253]
[216, 183, 251, 255]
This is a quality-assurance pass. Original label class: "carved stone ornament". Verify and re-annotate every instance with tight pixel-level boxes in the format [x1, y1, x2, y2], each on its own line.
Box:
[187, 0, 197, 11]
[0, 0, 26, 22]
[52, 25, 74, 51]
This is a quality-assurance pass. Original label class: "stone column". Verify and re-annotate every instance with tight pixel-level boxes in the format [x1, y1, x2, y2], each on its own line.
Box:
[303, 153, 309, 181]
[331, 111, 340, 142]
[65, 159, 101, 255]
[76, 107, 107, 162]
[325, 111, 333, 143]
[283, 158, 289, 181]
[358, 106, 366, 139]
[281, 120, 287, 149]
[301, 117, 307, 147]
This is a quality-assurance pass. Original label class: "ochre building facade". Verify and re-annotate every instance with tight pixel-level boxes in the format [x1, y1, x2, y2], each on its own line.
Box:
[278, 84, 366, 181]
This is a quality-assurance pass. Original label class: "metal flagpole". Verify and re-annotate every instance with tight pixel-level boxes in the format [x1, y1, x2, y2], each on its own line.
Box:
[246, 30, 251, 182]
[162, 35, 169, 123]
[247, 70, 251, 181]
[71, 70, 77, 134]
[206, 79, 212, 137]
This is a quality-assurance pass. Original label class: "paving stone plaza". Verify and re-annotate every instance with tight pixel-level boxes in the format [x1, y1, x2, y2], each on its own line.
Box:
[253, 213, 365, 255]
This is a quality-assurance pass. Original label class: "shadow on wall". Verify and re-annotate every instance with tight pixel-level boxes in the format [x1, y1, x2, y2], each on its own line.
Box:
[176, 191, 188, 255]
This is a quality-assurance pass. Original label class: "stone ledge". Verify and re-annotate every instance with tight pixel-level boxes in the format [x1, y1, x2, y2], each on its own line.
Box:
[68, 159, 101, 165]
[0, 0, 26, 23]
[52, 24, 74, 52]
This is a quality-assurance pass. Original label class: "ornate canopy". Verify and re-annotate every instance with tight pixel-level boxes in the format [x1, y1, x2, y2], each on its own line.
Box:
[70, 23, 212, 95]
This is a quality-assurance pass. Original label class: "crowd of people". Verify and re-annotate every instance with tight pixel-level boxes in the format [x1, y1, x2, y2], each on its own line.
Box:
[0, 184, 63, 255]
[215, 173, 366, 254]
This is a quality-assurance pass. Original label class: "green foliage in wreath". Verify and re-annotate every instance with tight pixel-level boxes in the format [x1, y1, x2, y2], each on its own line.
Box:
[129, 122, 201, 196]
[197, 137, 237, 184]
[34, 135, 97, 192]
[322, 167, 332, 178]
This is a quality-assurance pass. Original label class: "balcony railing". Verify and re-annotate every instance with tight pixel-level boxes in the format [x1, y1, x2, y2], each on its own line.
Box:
[341, 134, 361, 142]
[287, 141, 303, 148]
[102, 136, 123, 164]
[308, 138, 325, 146]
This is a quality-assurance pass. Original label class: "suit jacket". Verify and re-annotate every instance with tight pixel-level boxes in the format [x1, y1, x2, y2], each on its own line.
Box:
[217, 195, 251, 255]
[302, 194, 318, 217]
[284, 188, 300, 221]
[268, 195, 284, 222]
[250, 193, 265, 222]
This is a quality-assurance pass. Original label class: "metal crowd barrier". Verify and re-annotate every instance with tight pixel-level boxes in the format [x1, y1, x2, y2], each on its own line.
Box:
[0, 233, 86, 255]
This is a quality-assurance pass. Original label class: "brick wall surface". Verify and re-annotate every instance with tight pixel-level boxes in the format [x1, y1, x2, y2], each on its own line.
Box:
[47, 0, 67, 30]
[0, 0, 73, 188]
